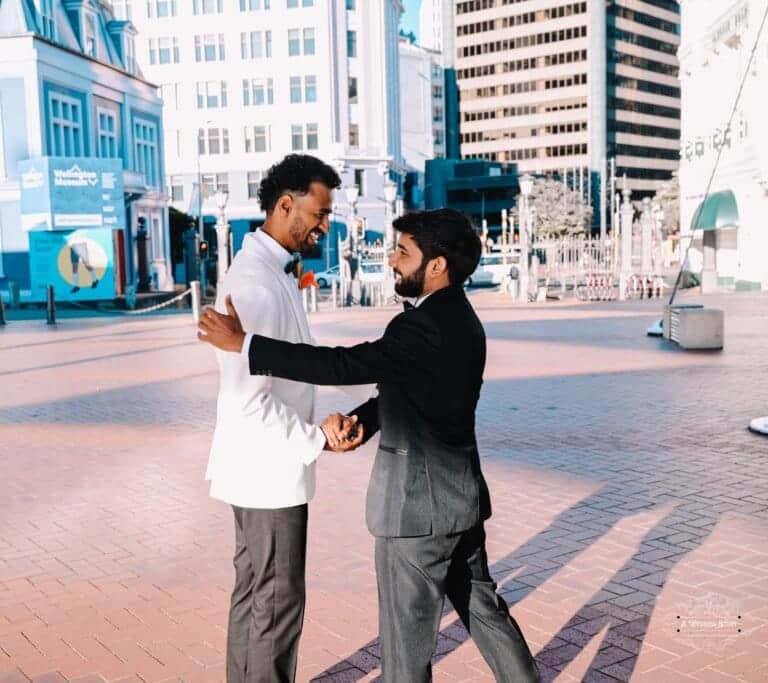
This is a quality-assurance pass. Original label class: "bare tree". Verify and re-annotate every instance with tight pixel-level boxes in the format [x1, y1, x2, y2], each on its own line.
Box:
[512, 178, 593, 238]
[652, 174, 680, 236]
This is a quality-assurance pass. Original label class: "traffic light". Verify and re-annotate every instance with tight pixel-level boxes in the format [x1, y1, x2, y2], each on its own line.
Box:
[200, 240, 209, 258]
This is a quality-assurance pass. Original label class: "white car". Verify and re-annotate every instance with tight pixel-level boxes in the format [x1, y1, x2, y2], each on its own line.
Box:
[359, 262, 386, 283]
[314, 265, 340, 288]
[466, 253, 518, 287]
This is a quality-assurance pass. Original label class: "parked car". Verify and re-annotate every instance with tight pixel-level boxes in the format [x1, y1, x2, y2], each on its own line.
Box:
[359, 262, 386, 283]
[466, 252, 519, 287]
[314, 265, 340, 288]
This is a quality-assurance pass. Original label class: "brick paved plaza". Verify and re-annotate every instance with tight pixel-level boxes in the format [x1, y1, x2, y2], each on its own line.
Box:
[1, 290, 767, 682]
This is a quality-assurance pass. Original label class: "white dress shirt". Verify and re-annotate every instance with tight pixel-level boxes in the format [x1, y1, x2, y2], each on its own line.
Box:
[205, 230, 326, 509]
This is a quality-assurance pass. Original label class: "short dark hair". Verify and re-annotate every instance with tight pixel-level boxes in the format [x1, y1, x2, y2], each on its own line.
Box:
[258, 154, 342, 213]
[393, 209, 481, 285]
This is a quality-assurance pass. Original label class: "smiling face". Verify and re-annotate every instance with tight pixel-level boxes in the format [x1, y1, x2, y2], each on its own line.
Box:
[389, 232, 429, 298]
[283, 181, 333, 255]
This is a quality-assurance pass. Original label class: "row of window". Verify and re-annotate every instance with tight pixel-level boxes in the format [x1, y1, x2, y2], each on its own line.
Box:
[462, 120, 587, 144]
[608, 73, 680, 99]
[610, 143, 680, 161]
[47, 91, 160, 186]
[609, 51, 679, 77]
[544, 73, 588, 89]
[608, 119, 680, 140]
[195, 123, 319, 155]
[608, 96, 679, 119]
[609, 4, 679, 35]
[457, 0, 528, 14]
[607, 27, 678, 55]
[461, 100, 587, 122]
[143, 0, 315, 18]
[544, 121, 588, 135]
[458, 49, 588, 80]
[546, 143, 588, 157]
[148, 29, 317, 64]
[459, 25, 587, 58]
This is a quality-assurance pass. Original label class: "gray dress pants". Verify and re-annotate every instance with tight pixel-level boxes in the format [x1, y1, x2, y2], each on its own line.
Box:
[375, 523, 540, 682]
[227, 504, 308, 683]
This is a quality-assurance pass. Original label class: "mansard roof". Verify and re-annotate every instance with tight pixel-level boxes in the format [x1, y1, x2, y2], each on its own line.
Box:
[0, 0, 142, 77]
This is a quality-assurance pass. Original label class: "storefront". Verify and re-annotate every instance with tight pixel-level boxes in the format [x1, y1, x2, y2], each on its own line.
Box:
[678, 0, 768, 292]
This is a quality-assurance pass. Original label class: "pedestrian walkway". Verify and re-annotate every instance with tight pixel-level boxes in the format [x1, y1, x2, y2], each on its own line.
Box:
[0, 291, 766, 682]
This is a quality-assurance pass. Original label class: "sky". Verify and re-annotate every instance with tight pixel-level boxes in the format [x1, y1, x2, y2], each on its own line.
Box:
[400, 0, 421, 40]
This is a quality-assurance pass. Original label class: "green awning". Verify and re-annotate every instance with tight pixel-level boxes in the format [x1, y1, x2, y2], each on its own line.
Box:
[691, 190, 739, 231]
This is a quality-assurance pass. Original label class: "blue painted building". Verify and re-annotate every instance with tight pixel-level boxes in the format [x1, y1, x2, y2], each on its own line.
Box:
[0, 0, 172, 299]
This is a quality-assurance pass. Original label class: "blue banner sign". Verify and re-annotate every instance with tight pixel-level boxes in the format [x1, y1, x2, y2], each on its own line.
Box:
[28, 228, 117, 302]
[18, 157, 126, 231]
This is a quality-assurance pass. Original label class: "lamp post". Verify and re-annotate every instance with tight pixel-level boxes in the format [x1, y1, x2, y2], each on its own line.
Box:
[383, 179, 398, 303]
[214, 189, 230, 287]
[518, 174, 534, 303]
[345, 184, 360, 304]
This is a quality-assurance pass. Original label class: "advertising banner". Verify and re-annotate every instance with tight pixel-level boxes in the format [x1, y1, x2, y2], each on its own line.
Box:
[27, 228, 117, 302]
[18, 157, 126, 232]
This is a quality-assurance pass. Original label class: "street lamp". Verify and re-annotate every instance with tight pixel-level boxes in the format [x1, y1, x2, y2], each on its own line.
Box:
[214, 189, 229, 287]
[517, 174, 534, 303]
[382, 179, 398, 302]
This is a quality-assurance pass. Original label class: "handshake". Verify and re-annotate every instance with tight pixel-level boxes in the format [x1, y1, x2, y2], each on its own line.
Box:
[320, 413, 364, 452]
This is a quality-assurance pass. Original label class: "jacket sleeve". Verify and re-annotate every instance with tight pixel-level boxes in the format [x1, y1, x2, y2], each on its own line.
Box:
[217, 285, 326, 466]
[247, 311, 441, 386]
[350, 396, 380, 444]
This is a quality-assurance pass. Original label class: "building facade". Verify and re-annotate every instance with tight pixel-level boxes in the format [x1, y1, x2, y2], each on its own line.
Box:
[0, 0, 172, 296]
[398, 36, 445, 207]
[129, 0, 404, 268]
[678, 0, 768, 292]
[453, 0, 682, 229]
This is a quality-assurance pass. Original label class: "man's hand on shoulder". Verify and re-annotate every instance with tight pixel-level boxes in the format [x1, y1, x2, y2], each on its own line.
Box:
[321, 413, 364, 452]
[198, 294, 246, 353]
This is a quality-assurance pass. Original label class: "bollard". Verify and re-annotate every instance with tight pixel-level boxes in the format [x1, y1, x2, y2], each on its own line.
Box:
[331, 280, 338, 310]
[310, 285, 318, 313]
[46, 285, 56, 325]
[190, 280, 202, 324]
[0, 293, 6, 326]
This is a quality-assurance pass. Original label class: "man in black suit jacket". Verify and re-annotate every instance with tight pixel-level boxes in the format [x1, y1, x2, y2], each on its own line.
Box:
[199, 209, 540, 682]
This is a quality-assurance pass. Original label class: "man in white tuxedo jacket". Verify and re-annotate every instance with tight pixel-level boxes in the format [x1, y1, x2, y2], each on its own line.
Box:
[205, 155, 363, 682]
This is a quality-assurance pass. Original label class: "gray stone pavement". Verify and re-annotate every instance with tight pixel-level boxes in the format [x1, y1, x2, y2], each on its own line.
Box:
[0, 289, 766, 682]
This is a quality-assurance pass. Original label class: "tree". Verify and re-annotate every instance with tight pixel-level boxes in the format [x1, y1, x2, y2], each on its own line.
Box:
[512, 177, 593, 238]
[652, 174, 680, 236]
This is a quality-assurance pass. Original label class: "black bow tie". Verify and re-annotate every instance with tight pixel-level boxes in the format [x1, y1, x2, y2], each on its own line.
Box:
[403, 301, 415, 311]
[284, 255, 303, 278]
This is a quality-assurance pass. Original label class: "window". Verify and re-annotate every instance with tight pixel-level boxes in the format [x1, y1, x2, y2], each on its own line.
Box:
[124, 34, 137, 73]
[348, 123, 359, 148]
[160, 82, 179, 109]
[241, 0, 270, 9]
[134, 118, 159, 187]
[241, 31, 272, 59]
[147, 0, 177, 17]
[195, 34, 226, 62]
[247, 171, 262, 198]
[198, 127, 230, 155]
[306, 123, 318, 150]
[348, 77, 358, 103]
[196, 81, 227, 108]
[347, 30, 357, 57]
[84, 13, 97, 57]
[242, 78, 274, 106]
[304, 75, 317, 102]
[244, 126, 269, 153]
[201, 173, 228, 199]
[49, 92, 83, 156]
[288, 29, 300, 56]
[114, 0, 132, 20]
[433, 106, 443, 122]
[354, 168, 365, 196]
[97, 109, 117, 158]
[41, 0, 56, 39]
[170, 175, 184, 201]
[193, 0, 223, 14]
[288, 0, 298, 5]
[291, 124, 303, 150]
[346, 0, 355, 8]
[150, 37, 179, 64]
[289, 76, 302, 103]
[303, 28, 315, 54]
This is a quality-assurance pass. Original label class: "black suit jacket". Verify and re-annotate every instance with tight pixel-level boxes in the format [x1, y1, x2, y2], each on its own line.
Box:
[247, 284, 491, 537]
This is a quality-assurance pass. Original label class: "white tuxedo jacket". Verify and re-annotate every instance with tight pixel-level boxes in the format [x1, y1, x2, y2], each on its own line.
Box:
[205, 231, 326, 509]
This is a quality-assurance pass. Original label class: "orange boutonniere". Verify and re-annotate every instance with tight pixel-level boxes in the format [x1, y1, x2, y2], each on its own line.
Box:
[299, 270, 319, 290]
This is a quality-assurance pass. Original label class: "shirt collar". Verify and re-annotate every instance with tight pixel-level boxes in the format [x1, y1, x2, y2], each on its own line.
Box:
[253, 228, 294, 271]
[414, 291, 434, 308]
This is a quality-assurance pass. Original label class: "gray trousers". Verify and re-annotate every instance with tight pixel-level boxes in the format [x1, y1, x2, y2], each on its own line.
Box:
[375, 524, 540, 682]
[227, 504, 308, 683]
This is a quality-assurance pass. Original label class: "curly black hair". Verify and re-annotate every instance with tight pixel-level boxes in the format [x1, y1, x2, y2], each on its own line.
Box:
[393, 209, 481, 286]
[258, 154, 342, 213]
